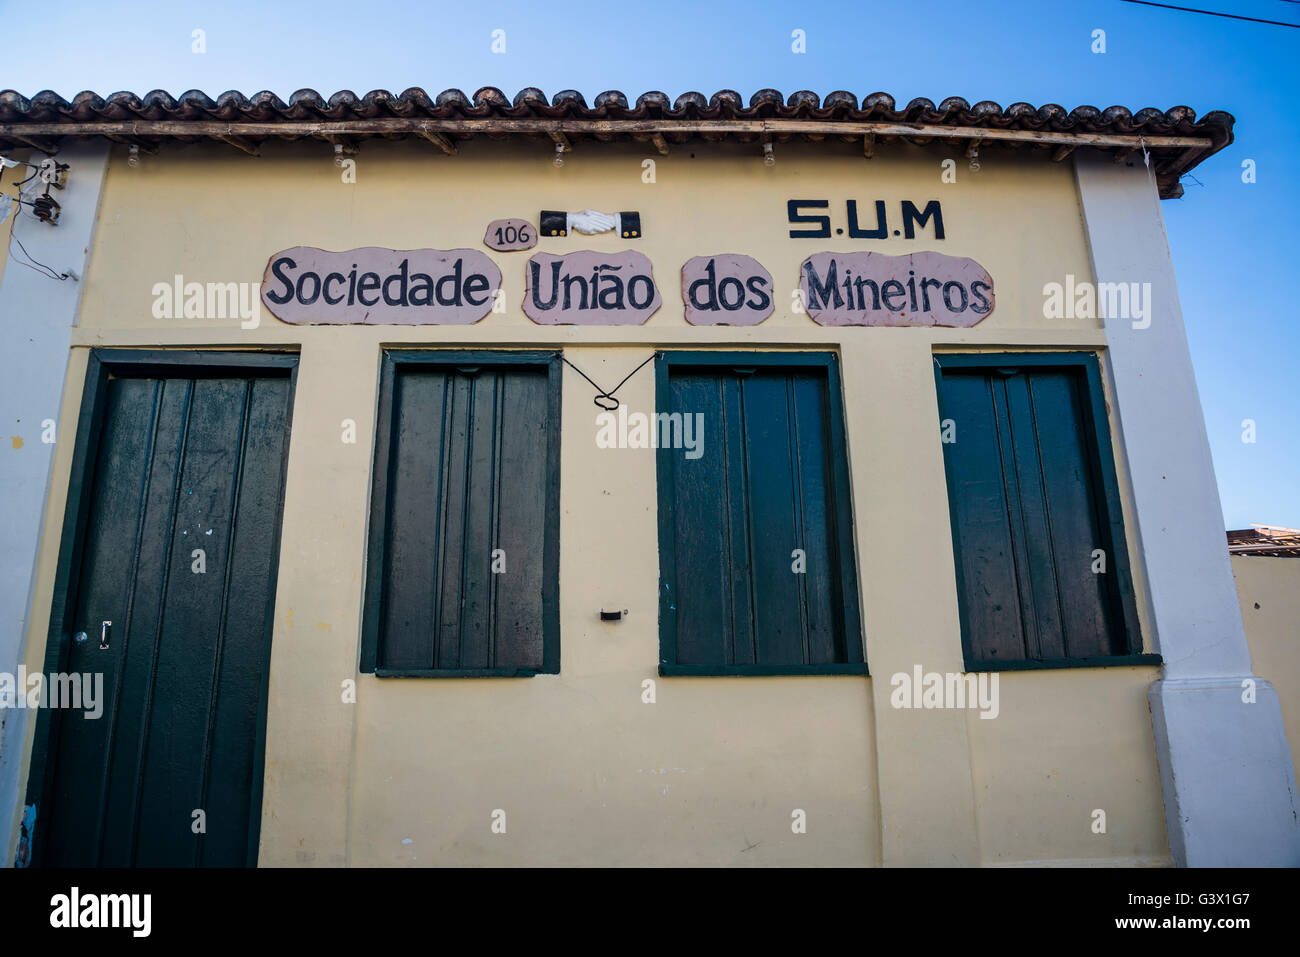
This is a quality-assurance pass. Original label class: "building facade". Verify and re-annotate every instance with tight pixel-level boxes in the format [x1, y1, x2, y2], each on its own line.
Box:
[1230, 528, 1300, 789]
[0, 87, 1295, 866]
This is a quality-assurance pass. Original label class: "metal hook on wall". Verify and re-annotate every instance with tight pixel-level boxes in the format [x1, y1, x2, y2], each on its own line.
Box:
[557, 351, 660, 410]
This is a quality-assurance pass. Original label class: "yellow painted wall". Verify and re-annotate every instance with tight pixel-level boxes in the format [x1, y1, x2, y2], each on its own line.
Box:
[968, 670, 1169, 866]
[1234, 556, 1300, 783]
[10, 137, 1171, 866]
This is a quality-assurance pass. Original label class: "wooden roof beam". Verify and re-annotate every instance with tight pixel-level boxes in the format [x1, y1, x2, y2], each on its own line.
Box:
[104, 133, 160, 154]
[314, 132, 359, 154]
[416, 128, 458, 154]
[214, 134, 260, 156]
[0, 118, 1218, 153]
[0, 132, 59, 154]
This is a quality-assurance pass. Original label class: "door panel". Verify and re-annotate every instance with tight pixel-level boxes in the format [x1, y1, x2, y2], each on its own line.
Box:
[660, 360, 860, 669]
[937, 362, 1128, 664]
[40, 366, 293, 867]
[373, 363, 552, 672]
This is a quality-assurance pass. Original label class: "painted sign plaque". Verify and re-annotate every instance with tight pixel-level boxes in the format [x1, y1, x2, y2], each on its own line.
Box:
[484, 219, 537, 251]
[262, 246, 501, 324]
[681, 254, 774, 326]
[799, 250, 994, 327]
[524, 250, 661, 325]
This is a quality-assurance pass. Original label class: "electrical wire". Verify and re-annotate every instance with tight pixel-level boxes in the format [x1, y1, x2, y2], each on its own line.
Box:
[1121, 0, 1299, 27]
[8, 203, 70, 280]
[557, 351, 659, 410]
[2, 146, 72, 280]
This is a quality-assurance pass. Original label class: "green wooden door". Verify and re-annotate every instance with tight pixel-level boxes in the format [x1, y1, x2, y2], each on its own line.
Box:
[34, 356, 294, 866]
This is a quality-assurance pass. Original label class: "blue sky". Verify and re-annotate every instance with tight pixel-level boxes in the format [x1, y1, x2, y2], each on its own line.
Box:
[2, 0, 1295, 528]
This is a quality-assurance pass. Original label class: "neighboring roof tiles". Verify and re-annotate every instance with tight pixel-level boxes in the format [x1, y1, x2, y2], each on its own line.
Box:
[1228, 526, 1300, 557]
[0, 87, 1235, 199]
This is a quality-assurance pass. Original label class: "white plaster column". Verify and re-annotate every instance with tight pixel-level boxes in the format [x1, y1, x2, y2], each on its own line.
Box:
[0, 143, 110, 862]
[1075, 151, 1299, 866]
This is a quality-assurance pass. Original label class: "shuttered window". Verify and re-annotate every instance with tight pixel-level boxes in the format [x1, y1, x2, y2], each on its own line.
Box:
[656, 352, 865, 676]
[361, 351, 560, 676]
[934, 352, 1151, 670]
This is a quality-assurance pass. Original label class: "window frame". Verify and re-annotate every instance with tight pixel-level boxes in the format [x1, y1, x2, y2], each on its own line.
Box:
[933, 350, 1157, 672]
[359, 349, 562, 677]
[655, 350, 867, 677]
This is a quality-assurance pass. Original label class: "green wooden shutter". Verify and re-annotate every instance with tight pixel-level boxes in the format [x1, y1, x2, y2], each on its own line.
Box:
[657, 352, 864, 676]
[361, 352, 561, 676]
[935, 353, 1147, 670]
